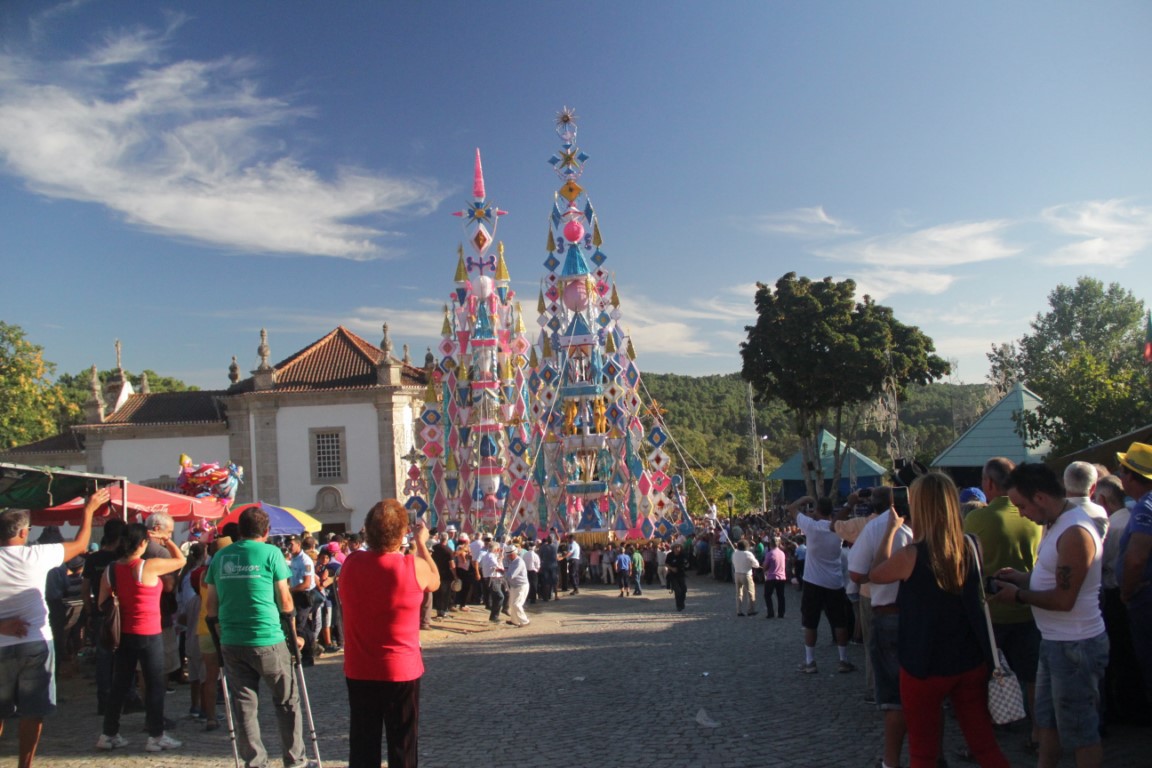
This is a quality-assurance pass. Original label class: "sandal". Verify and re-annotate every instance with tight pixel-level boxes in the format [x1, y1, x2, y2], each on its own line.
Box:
[205, 720, 220, 731]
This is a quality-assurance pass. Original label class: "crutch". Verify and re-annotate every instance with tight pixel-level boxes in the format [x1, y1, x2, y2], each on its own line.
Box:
[206, 618, 241, 768]
[284, 614, 323, 768]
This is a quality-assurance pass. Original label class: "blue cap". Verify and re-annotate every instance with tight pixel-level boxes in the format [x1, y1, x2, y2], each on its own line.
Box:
[959, 487, 986, 504]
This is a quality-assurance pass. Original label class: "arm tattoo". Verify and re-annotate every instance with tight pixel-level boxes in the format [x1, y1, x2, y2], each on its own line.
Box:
[1056, 565, 1073, 590]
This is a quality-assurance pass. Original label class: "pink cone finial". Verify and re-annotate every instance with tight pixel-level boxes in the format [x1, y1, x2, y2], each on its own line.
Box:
[473, 148, 485, 200]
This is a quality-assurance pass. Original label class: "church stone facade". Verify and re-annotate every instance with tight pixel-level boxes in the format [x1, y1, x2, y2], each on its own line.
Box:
[3, 326, 428, 534]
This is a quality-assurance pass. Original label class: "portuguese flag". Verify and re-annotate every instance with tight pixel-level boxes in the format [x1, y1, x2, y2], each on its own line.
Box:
[1145, 311, 1152, 364]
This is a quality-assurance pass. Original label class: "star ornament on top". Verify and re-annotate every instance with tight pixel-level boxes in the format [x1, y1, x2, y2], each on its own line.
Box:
[555, 106, 579, 140]
[453, 199, 507, 225]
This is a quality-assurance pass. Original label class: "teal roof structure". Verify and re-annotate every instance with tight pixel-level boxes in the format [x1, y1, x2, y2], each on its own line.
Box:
[931, 382, 1050, 467]
[768, 429, 887, 481]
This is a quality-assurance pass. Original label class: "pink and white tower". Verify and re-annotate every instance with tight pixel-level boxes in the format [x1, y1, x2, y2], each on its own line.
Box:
[404, 151, 533, 534]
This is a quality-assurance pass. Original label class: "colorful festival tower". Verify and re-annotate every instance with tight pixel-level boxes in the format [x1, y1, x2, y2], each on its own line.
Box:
[405, 151, 533, 534]
[525, 109, 689, 541]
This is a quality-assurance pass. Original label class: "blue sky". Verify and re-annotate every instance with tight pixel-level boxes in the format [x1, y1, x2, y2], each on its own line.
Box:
[2, 1, 1150, 390]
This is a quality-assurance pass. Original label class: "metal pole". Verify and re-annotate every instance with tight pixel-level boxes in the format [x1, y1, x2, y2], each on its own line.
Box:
[207, 621, 241, 768]
[284, 617, 323, 768]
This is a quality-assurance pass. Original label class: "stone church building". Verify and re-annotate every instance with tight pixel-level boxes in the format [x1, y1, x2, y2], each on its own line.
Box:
[3, 326, 429, 534]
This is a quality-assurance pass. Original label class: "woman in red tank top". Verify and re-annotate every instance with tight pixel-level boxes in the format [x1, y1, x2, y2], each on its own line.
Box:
[95, 522, 186, 753]
[340, 500, 439, 768]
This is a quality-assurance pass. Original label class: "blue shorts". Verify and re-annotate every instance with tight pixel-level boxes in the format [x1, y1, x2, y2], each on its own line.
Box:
[1034, 632, 1108, 750]
[869, 611, 902, 710]
[0, 640, 57, 719]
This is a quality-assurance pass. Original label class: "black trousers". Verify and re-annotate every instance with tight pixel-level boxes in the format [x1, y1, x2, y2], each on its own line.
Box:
[346, 676, 420, 768]
[763, 579, 787, 617]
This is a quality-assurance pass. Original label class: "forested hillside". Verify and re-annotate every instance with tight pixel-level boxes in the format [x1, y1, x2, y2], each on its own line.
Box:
[638, 371, 993, 508]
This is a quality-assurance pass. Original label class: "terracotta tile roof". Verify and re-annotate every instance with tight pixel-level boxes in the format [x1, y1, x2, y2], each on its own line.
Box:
[228, 326, 427, 393]
[95, 390, 228, 427]
[0, 431, 85, 455]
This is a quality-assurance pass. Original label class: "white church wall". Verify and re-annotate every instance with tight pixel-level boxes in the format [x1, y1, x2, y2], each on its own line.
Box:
[102, 435, 231, 484]
[275, 403, 381, 530]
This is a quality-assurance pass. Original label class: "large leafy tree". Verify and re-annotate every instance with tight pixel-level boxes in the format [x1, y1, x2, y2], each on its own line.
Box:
[0, 322, 73, 450]
[741, 273, 949, 499]
[988, 276, 1152, 457]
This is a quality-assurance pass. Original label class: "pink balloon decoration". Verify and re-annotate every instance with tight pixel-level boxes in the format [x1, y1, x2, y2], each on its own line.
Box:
[563, 219, 585, 243]
[563, 280, 590, 311]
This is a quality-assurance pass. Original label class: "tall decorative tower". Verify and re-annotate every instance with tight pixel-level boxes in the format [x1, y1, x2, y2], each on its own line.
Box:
[525, 109, 688, 542]
[405, 151, 533, 534]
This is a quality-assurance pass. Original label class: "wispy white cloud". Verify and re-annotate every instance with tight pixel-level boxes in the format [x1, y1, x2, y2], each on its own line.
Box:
[901, 302, 1011, 328]
[744, 205, 858, 238]
[817, 219, 1020, 268]
[848, 269, 956, 303]
[1041, 199, 1152, 266]
[0, 22, 446, 259]
[557, 288, 750, 358]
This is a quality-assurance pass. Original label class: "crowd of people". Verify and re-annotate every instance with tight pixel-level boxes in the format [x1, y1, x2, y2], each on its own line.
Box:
[2, 441, 1152, 767]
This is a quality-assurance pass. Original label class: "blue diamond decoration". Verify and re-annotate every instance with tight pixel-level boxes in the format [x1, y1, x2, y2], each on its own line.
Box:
[590, 249, 607, 266]
[596, 310, 611, 327]
[404, 496, 428, 515]
[546, 315, 563, 332]
[539, 365, 557, 385]
[543, 254, 560, 271]
[647, 426, 668, 449]
[509, 437, 527, 457]
[528, 371, 541, 393]
[420, 408, 442, 426]
[604, 360, 620, 379]
[625, 365, 640, 388]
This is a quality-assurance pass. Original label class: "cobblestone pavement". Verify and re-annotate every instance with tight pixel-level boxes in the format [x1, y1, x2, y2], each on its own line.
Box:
[3, 575, 1146, 767]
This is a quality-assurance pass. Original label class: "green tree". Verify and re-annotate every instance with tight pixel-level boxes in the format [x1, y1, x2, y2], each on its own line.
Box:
[741, 273, 949, 499]
[991, 277, 1152, 456]
[0, 322, 72, 450]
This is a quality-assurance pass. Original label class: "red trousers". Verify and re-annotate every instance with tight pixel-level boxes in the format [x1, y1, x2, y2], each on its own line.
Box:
[899, 664, 1009, 768]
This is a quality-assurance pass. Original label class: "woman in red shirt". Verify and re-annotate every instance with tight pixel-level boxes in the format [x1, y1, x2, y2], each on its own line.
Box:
[340, 500, 439, 768]
[95, 522, 186, 753]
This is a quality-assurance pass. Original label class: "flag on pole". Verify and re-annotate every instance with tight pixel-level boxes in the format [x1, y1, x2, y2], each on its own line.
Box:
[1145, 311, 1152, 364]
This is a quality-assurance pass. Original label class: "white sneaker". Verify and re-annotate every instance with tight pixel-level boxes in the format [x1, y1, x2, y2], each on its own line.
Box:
[145, 733, 183, 752]
[95, 733, 129, 750]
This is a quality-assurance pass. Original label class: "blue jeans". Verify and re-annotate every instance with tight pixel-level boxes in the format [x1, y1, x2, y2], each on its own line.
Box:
[632, 572, 643, 595]
[1035, 632, 1109, 751]
[869, 611, 901, 710]
[1128, 587, 1152, 694]
[222, 642, 305, 768]
[103, 632, 165, 737]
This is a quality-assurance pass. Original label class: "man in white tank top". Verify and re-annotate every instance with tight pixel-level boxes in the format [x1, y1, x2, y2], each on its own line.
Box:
[991, 463, 1107, 768]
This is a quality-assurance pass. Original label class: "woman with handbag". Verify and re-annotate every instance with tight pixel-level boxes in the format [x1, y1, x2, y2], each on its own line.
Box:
[870, 473, 1009, 768]
[95, 522, 186, 753]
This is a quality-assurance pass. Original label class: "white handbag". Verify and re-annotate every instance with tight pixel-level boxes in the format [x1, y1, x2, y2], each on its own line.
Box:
[967, 535, 1027, 725]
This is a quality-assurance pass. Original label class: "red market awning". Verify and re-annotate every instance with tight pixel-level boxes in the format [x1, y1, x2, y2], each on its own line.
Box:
[33, 482, 228, 526]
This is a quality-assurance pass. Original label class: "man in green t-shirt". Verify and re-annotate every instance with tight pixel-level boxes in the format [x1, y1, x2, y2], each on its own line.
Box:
[206, 506, 307, 768]
[963, 456, 1043, 749]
